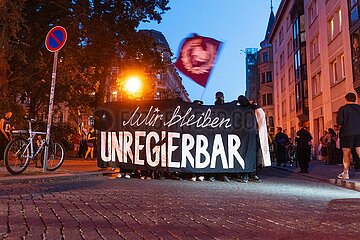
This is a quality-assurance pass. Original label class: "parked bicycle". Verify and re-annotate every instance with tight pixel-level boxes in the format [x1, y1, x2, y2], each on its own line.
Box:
[4, 116, 65, 175]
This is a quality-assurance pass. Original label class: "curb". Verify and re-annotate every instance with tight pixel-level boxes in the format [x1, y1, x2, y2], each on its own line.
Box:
[0, 171, 116, 185]
[329, 178, 360, 191]
[271, 166, 360, 192]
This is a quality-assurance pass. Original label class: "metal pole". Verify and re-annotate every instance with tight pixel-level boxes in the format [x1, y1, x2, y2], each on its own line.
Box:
[44, 51, 59, 172]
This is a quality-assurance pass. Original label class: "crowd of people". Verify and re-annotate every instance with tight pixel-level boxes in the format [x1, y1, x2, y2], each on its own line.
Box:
[116, 92, 272, 183]
[1, 92, 360, 181]
[270, 92, 360, 180]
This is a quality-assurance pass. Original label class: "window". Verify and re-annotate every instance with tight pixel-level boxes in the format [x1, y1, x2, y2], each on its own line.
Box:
[331, 60, 338, 83]
[262, 93, 273, 106]
[339, 9, 342, 32]
[341, 54, 345, 78]
[266, 71, 272, 82]
[290, 92, 295, 111]
[282, 100, 286, 116]
[311, 36, 319, 60]
[312, 72, 322, 96]
[275, 40, 278, 53]
[268, 116, 274, 131]
[294, 49, 301, 79]
[267, 93, 273, 105]
[261, 72, 266, 84]
[280, 52, 284, 67]
[279, 27, 284, 44]
[308, 0, 318, 24]
[288, 65, 294, 83]
[281, 76, 286, 92]
[328, 9, 342, 41]
[350, 0, 359, 23]
[263, 52, 269, 62]
[330, 17, 335, 40]
[287, 38, 293, 57]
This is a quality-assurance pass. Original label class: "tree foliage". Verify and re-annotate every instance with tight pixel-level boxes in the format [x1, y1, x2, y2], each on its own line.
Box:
[1, 0, 170, 121]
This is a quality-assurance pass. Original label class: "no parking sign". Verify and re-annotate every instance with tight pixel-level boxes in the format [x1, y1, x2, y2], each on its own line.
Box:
[45, 26, 67, 52]
[43, 26, 67, 172]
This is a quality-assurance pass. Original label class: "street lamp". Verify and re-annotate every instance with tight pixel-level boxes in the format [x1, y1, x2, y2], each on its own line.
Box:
[124, 76, 142, 96]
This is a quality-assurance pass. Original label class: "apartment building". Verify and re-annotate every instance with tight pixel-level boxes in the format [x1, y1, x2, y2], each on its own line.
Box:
[269, 0, 301, 140]
[258, 6, 276, 137]
[305, 0, 354, 145]
[270, 0, 357, 145]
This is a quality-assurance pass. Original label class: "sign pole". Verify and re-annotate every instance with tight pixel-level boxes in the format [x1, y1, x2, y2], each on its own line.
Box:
[44, 25, 67, 172]
[43, 50, 59, 172]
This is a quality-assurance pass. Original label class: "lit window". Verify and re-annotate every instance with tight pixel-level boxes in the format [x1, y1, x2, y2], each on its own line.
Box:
[330, 18, 335, 39]
[331, 60, 338, 83]
[338, 9, 342, 32]
[341, 54, 345, 78]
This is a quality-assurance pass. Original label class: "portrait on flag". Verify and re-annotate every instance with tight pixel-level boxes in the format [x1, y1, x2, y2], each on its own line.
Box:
[175, 34, 222, 87]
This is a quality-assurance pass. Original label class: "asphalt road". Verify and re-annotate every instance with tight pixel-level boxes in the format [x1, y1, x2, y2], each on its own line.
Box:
[0, 167, 359, 240]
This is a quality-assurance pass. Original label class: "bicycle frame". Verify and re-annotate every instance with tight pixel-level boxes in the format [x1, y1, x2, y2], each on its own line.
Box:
[13, 118, 46, 159]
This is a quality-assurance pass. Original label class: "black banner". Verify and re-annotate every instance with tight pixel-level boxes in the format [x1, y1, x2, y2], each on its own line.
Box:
[95, 99, 258, 173]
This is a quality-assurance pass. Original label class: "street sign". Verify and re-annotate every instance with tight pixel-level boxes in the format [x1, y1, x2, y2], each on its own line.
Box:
[43, 26, 67, 172]
[45, 26, 67, 52]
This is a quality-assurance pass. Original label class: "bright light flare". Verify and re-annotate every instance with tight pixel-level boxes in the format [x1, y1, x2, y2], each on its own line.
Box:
[124, 76, 141, 94]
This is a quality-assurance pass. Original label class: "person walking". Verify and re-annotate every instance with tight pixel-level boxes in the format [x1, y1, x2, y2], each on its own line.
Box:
[0, 112, 12, 161]
[274, 127, 289, 167]
[85, 127, 96, 159]
[336, 92, 360, 179]
[327, 128, 339, 165]
[73, 131, 81, 158]
[295, 121, 313, 173]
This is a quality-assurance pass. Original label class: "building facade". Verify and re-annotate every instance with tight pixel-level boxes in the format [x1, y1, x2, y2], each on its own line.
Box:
[270, 0, 357, 145]
[348, 0, 360, 94]
[258, 6, 276, 137]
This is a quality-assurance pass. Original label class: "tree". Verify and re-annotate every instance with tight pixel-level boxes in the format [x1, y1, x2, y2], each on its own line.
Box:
[1, 0, 170, 121]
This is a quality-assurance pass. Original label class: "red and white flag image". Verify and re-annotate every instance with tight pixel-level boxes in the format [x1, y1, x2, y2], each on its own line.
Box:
[175, 34, 222, 87]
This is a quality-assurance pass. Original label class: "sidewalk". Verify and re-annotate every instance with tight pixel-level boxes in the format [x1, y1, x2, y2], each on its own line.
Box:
[272, 159, 360, 191]
[0, 159, 116, 185]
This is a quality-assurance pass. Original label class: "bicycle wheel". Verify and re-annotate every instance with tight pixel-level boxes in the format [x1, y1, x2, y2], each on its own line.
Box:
[41, 140, 65, 171]
[4, 139, 30, 175]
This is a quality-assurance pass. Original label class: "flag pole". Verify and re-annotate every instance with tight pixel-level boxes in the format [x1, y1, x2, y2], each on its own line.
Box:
[200, 87, 207, 101]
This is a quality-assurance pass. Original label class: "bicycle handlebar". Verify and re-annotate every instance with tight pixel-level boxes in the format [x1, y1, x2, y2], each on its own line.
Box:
[23, 116, 36, 123]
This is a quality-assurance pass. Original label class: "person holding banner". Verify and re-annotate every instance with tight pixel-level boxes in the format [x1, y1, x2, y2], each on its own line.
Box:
[237, 95, 271, 182]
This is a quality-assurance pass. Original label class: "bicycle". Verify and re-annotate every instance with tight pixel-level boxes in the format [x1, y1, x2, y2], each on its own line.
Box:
[4, 116, 65, 175]
[287, 143, 298, 167]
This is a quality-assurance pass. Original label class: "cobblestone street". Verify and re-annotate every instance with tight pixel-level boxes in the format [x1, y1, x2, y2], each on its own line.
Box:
[0, 167, 359, 240]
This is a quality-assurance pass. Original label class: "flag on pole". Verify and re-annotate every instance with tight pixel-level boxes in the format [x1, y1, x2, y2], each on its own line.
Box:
[175, 34, 222, 87]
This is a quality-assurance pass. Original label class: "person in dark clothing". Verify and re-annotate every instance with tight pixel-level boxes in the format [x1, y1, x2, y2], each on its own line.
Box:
[336, 92, 360, 179]
[237, 95, 270, 183]
[214, 91, 224, 105]
[295, 121, 313, 173]
[327, 128, 339, 165]
[274, 127, 289, 167]
[85, 127, 96, 159]
[0, 112, 12, 161]
[210, 91, 231, 182]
